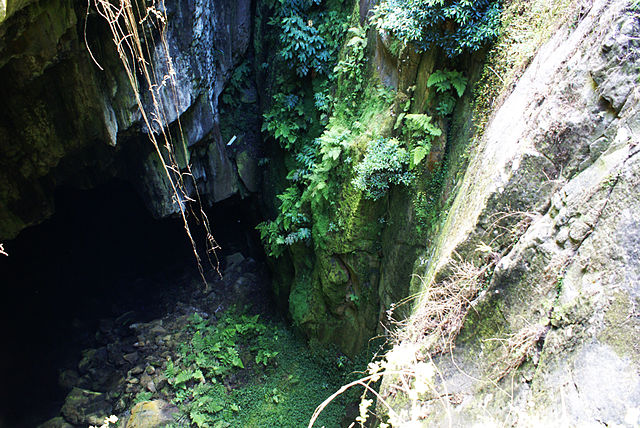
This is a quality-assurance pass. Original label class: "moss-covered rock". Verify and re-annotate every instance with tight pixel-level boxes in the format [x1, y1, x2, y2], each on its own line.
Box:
[61, 388, 112, 426]
[125, 400, 178, 428]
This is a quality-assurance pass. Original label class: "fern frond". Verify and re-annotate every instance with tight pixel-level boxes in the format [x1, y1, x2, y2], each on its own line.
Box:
[427, 70, 451, 92]
[405, 114, 442, 137]
[448, 70, 468, 97]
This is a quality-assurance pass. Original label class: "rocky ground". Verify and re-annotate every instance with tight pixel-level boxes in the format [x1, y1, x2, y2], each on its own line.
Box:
[37, 252, 274, 428]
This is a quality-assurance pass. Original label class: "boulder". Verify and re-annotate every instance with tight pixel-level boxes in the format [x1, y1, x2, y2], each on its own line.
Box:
[125, 400, 179, 428]
[61, 388, 112, 426]
[37, 416, 74, 428]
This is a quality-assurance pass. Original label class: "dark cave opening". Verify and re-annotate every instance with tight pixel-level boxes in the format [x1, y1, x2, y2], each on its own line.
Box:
[0, 179, 268, 427]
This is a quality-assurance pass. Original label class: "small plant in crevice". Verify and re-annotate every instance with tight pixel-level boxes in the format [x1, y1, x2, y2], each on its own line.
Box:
[353, 137, 413, 201]
[489, 323, 548, 383]
[393, 257, 490, 354]
[426, 69, 468, 116]
[133, 390, 153, 404]
[402, 113, 442, 167]
[333, 25, 368, 115]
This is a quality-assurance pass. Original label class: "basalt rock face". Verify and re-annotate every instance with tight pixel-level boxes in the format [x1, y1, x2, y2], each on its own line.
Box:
[0, 0, 258, 240]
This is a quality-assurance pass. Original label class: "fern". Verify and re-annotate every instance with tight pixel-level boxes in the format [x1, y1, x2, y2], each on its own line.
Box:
[426, 69, 468, 116]
[426, 69, 467, 97]
[404, 114, 442, 137]
[403, 114, 440, 168]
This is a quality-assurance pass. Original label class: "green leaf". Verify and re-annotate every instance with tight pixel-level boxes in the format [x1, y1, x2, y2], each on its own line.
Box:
[405, 114, 442, 137]
[190, 411, 209, 428]
[412, 146, 429, 166]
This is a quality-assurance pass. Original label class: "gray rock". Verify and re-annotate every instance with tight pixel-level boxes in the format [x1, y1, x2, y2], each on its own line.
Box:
[58, 369, 81, 391]
[378, 0, 640, 425]
[224, 252, 245, 270]
[61, 388, 112, 426]
[236, 150, 260, 193]
[125, 400, 179, 428]
[37, 417, 74, 428]
[0, 0, 257, 240]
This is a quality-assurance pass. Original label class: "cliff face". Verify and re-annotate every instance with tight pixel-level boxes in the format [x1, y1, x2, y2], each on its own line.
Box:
[0, 0, 259, 240]
[378, 0, 640, 425]
[3, 1, 639, 424]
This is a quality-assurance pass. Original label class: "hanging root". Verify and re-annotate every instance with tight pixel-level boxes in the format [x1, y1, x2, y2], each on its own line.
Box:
[90, 0, 220, 288]
[0, 243, 7, 256]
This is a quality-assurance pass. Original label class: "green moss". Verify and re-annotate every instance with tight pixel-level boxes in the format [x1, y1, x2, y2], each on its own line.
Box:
[164, 313, 372, 428]
[472, 0, 576, 137]
[598, 291, 640, 362]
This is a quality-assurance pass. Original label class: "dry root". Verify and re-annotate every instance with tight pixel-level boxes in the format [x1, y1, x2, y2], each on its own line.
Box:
[393, 257, 490, 356]
[491, 324, 548, 382]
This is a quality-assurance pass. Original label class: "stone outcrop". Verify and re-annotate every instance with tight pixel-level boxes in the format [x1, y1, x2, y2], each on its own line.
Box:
[0, 0, 259, 240]
[379, 0, 640, 425]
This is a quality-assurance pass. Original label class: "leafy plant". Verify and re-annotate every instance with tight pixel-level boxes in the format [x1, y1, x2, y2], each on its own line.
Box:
[133, 391, 153, 404]
[163, 312, 284, 427]
[427, 69, 467, 98]
[427, 69, 468, 115]
[353, 138, 414, 200]
[334, 26, 368, 112]
[256, 349, 279, 366]
[304, 127, 352, 202]
[403, 114, 442, 167]
[257, 186, 310, 257]
[371, 0, 501, 57]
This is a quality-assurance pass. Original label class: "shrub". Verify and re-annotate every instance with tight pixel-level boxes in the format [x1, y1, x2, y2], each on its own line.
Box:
[371, 0, 501, 57]
[353, 138, 413, 200]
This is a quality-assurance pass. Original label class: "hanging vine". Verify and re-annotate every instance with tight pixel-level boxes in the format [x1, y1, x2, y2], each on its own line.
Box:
[89, 0, 220, 288]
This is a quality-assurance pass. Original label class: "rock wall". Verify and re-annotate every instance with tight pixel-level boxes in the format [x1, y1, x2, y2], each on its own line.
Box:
[379, 0, 640, 425]
[0, 0, 259, 240]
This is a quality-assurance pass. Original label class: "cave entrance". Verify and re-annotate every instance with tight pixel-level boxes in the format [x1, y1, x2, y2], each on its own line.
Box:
[0, 179, 267, 427]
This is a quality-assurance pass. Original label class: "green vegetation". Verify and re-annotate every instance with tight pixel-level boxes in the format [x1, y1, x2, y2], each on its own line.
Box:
[352, 138, 413, 200]
[160, 311, 367, 427]
[426, 69, 468, 115]
[258, 0, 481, 256]
[371, 0, 501, 56]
